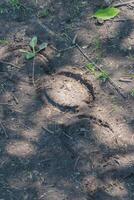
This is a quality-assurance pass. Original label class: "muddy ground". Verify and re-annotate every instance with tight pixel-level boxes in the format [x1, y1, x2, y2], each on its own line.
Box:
[0, 0, 134, 199]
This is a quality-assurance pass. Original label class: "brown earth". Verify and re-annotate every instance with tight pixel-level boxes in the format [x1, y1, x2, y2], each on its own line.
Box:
[0, 0, 134, 199]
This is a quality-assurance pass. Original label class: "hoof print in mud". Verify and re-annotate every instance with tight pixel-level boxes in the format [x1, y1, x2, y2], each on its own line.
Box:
[37, 69, 95, 112]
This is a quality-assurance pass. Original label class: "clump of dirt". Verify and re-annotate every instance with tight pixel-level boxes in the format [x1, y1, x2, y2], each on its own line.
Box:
[37, 69, 95, 112]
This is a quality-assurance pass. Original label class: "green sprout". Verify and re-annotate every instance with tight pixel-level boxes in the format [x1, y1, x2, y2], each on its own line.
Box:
[21, 36, 48, 60]
[86, 63, 96, 75]
[130, 89, 134, 97]
[9, 0, 21, 9]
[38, 8, 50, 18]
[86, 63, 109, 83]
[97, 70, 109, 82]
[0, 39, 9, 45]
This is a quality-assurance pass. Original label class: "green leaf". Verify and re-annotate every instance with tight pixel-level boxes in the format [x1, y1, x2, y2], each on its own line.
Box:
[93, 7, 120, 20]
[38, 42, 48, 52]
[38, 9, 49, 18]
[29, 36, 38, 50]
[25, 52, 36, 60]
[86, 63, 96, 73]
[97, 70, 109, 82]
[0, 39, 9, 45]
[130, 89, 134, 97]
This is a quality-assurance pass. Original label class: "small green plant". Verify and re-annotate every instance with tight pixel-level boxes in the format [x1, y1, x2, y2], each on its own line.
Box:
[97, 70, 109, 82]
[22, 36, 48, 60]
[127, 54, 134, 62]
[86, 63, 96, 75]
[9, 0, 21, 9]
[0, 5, 6, 14]
[129, 74, 134, 79]
[38, 8, 49, 18]
[92, 36, 104, 62]
[0, 39, 9, 45]
[93, 37, 102, 50]
[130, 89, 134, 97]
[86, 63, 109, 83]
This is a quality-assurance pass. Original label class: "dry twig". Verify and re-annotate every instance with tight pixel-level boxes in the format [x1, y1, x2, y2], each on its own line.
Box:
[42, 126, 55, 134]
[32, 58, 35, 87]
[1, 83, 19, 104]
[0, 60, 20, 69]
[0, 121, 8, 138]
[113, 0, 134, 7]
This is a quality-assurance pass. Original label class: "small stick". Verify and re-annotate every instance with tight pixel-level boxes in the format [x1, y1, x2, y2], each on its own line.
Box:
[32, 58, 35, 87]
[58, 45, 76, 53]
[1, 84, 19, 104]
[36, 19, 57, 37]
[74, 156, 80, 171]
[42, 126, 55, 134]
[63, 131, 73, 140]
[0, 103, 12, 105]
[11, 93, 19, 104]
[113, 0, 134, 7]
[37, 54, 48, 63]
[119, 78, 132, 82]
[0, 60, 20, 69]
[0, 121, 8, 138]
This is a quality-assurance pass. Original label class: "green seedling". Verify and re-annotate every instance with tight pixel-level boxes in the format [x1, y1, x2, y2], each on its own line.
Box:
[127, 54, 134, 62]
[0, 5, 7, 14]
[9, 0, 21, 9]
[128, 74, 134, 79]
[86, 63, 96, 75]
[130, 89, 134, 97]
[38, 9, 49, 18]
[97, 70, 109, 82]
[22, 36, 48, 60]
[91, 36, 105, 63]
[93, 37, 102, 50]
[86, 63, 109, 83]
[0, 39, 9, 45]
